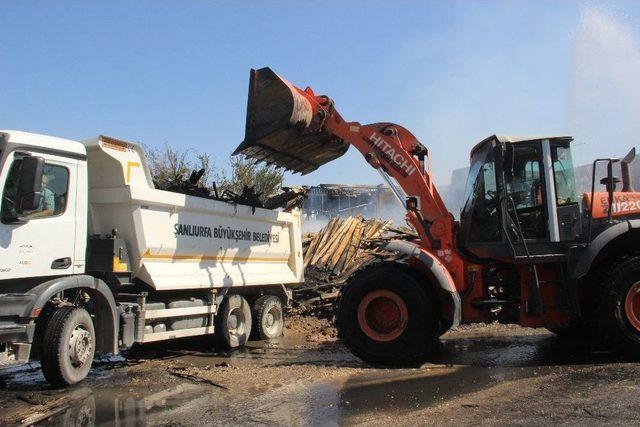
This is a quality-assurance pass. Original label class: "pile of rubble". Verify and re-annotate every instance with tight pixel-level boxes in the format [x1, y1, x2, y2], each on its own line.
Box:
[292, 215, 417, 317]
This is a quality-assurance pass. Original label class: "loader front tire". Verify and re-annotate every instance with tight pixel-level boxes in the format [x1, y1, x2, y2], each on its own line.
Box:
[337, 263, 438, 366]
[597, 253, 640, 359]
[40, 306, 95, 387]
[215, 295, 252, 349]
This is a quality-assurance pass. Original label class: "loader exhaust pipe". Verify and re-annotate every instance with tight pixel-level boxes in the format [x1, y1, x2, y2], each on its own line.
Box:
[234, 67, 349, 175]
[621, 147, 636, 192]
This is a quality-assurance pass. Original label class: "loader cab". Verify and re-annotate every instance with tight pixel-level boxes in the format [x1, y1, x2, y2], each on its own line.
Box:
[458, 135, 581, 260]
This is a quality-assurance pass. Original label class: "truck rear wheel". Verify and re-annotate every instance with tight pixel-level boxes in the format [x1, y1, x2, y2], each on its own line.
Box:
[215, 295, 252, 349]
[597, 253, 640, 358]
[336, 263, 438, 366]
[251, 295, 284, 340]
[40, 306, 95, 387]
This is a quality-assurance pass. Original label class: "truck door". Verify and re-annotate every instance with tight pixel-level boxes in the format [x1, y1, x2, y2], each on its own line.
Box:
[0, 151, 78, 279]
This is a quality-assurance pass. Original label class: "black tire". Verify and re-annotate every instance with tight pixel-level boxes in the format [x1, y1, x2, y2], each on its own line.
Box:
[596, 253, 640, 358]
[251, 295, 284, 340]
[545, 323, 586, 339]
[336, 262, 439, 366]
[40, 306, 95, 387]
[215, 295, 252, 349]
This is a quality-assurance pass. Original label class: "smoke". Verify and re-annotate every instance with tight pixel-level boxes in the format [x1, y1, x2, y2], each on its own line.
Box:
[568, 7, 640, 166]
[302, 218, 330, 233]
[301, 187, 409, 233]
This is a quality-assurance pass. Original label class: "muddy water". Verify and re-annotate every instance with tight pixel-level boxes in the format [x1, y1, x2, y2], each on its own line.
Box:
[1, 327, 629, 426]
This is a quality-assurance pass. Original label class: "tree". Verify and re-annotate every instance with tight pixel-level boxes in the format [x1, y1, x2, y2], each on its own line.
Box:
[219, 156, 284, 201]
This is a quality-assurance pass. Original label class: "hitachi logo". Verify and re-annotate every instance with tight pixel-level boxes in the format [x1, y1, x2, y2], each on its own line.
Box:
[367, 132, 417, 177]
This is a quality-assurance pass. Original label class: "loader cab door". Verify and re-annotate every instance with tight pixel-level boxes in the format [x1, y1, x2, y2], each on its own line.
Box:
[503, 138, 581, 245]
[504, 142, 547, 241]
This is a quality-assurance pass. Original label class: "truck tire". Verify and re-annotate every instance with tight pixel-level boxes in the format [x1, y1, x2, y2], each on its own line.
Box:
[215, 295, 252, 349]
[336, 262, 438, 366]
[40, 306, 95, 387]
[251, 295, 284, 340]
[596, 253, 640, 359]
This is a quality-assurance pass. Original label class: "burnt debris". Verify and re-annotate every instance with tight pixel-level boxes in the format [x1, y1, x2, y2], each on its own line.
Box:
[292, 215, 417, 318]
[153, 167, 308, 212]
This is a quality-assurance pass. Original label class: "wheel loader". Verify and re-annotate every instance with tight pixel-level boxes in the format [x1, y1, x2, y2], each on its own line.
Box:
[235, 67, 640, 364]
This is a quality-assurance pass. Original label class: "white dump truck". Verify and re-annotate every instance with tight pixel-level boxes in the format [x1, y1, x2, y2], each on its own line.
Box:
[0, 130, 303, 386]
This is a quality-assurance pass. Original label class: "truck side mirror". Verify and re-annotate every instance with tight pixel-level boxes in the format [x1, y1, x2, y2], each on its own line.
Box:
[16, 156, 45, 213]
[503, 144, 515, 177]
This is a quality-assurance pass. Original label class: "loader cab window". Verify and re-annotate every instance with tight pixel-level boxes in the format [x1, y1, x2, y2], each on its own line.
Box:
[505, 144, 546, 239]
[463, 144, 500, 242]
[552, 145, 578, 206]
[1, 159, 69, 221]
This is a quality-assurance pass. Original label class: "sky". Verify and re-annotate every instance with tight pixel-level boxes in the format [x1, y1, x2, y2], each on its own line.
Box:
[1, 1, 639, 187]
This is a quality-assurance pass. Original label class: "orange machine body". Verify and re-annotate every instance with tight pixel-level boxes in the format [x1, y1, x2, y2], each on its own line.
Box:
[583, 192, 640, 219]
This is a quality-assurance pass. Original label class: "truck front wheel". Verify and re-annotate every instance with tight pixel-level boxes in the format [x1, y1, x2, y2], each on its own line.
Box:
[336, 263, 438, 366]
[215, 295, 252, 349]
[40, 306, 95, 387]
[597, 253, 640, 359]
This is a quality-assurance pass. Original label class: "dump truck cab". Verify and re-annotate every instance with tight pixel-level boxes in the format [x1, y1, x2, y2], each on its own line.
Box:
[0, 131, 89, 279]
[458, 135, 583, 261]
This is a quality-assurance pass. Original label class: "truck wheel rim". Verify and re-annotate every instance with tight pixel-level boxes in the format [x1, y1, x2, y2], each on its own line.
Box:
[625, 281, 640, 332]
[263, 306, 281, 335]
[69, 325, 93, 367]
[357, 289, 408, 342]
[228, 308, 246, 336]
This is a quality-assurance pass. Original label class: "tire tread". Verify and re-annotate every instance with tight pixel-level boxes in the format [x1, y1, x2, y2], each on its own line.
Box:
[40, 306, 77, 387]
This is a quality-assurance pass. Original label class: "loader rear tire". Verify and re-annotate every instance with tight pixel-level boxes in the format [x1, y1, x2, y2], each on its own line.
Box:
[336, 262, 438, 366]
[40, 306, 95, 387]
[597, 253, 640, 359]
[215, 295, 252, 349]
[251, 295, 284, 340]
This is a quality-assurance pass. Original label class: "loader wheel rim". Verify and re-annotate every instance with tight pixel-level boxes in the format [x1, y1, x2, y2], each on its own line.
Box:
[357, 290, 408, 342]
[625, 281, 640, 332]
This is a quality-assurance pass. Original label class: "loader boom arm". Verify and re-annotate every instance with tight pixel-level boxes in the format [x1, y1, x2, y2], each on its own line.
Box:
[321, 111, 455, 252]
[235, 67, 459, 260]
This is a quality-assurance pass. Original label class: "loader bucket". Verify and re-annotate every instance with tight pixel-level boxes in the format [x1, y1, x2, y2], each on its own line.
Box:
[234, 67, 349, 175]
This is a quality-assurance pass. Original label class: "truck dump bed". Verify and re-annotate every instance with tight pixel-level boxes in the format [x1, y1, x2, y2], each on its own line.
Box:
[84, 136, 303, 291]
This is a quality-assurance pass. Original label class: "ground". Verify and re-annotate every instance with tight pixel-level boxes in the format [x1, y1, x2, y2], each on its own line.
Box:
[1, 316, 639, 426]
